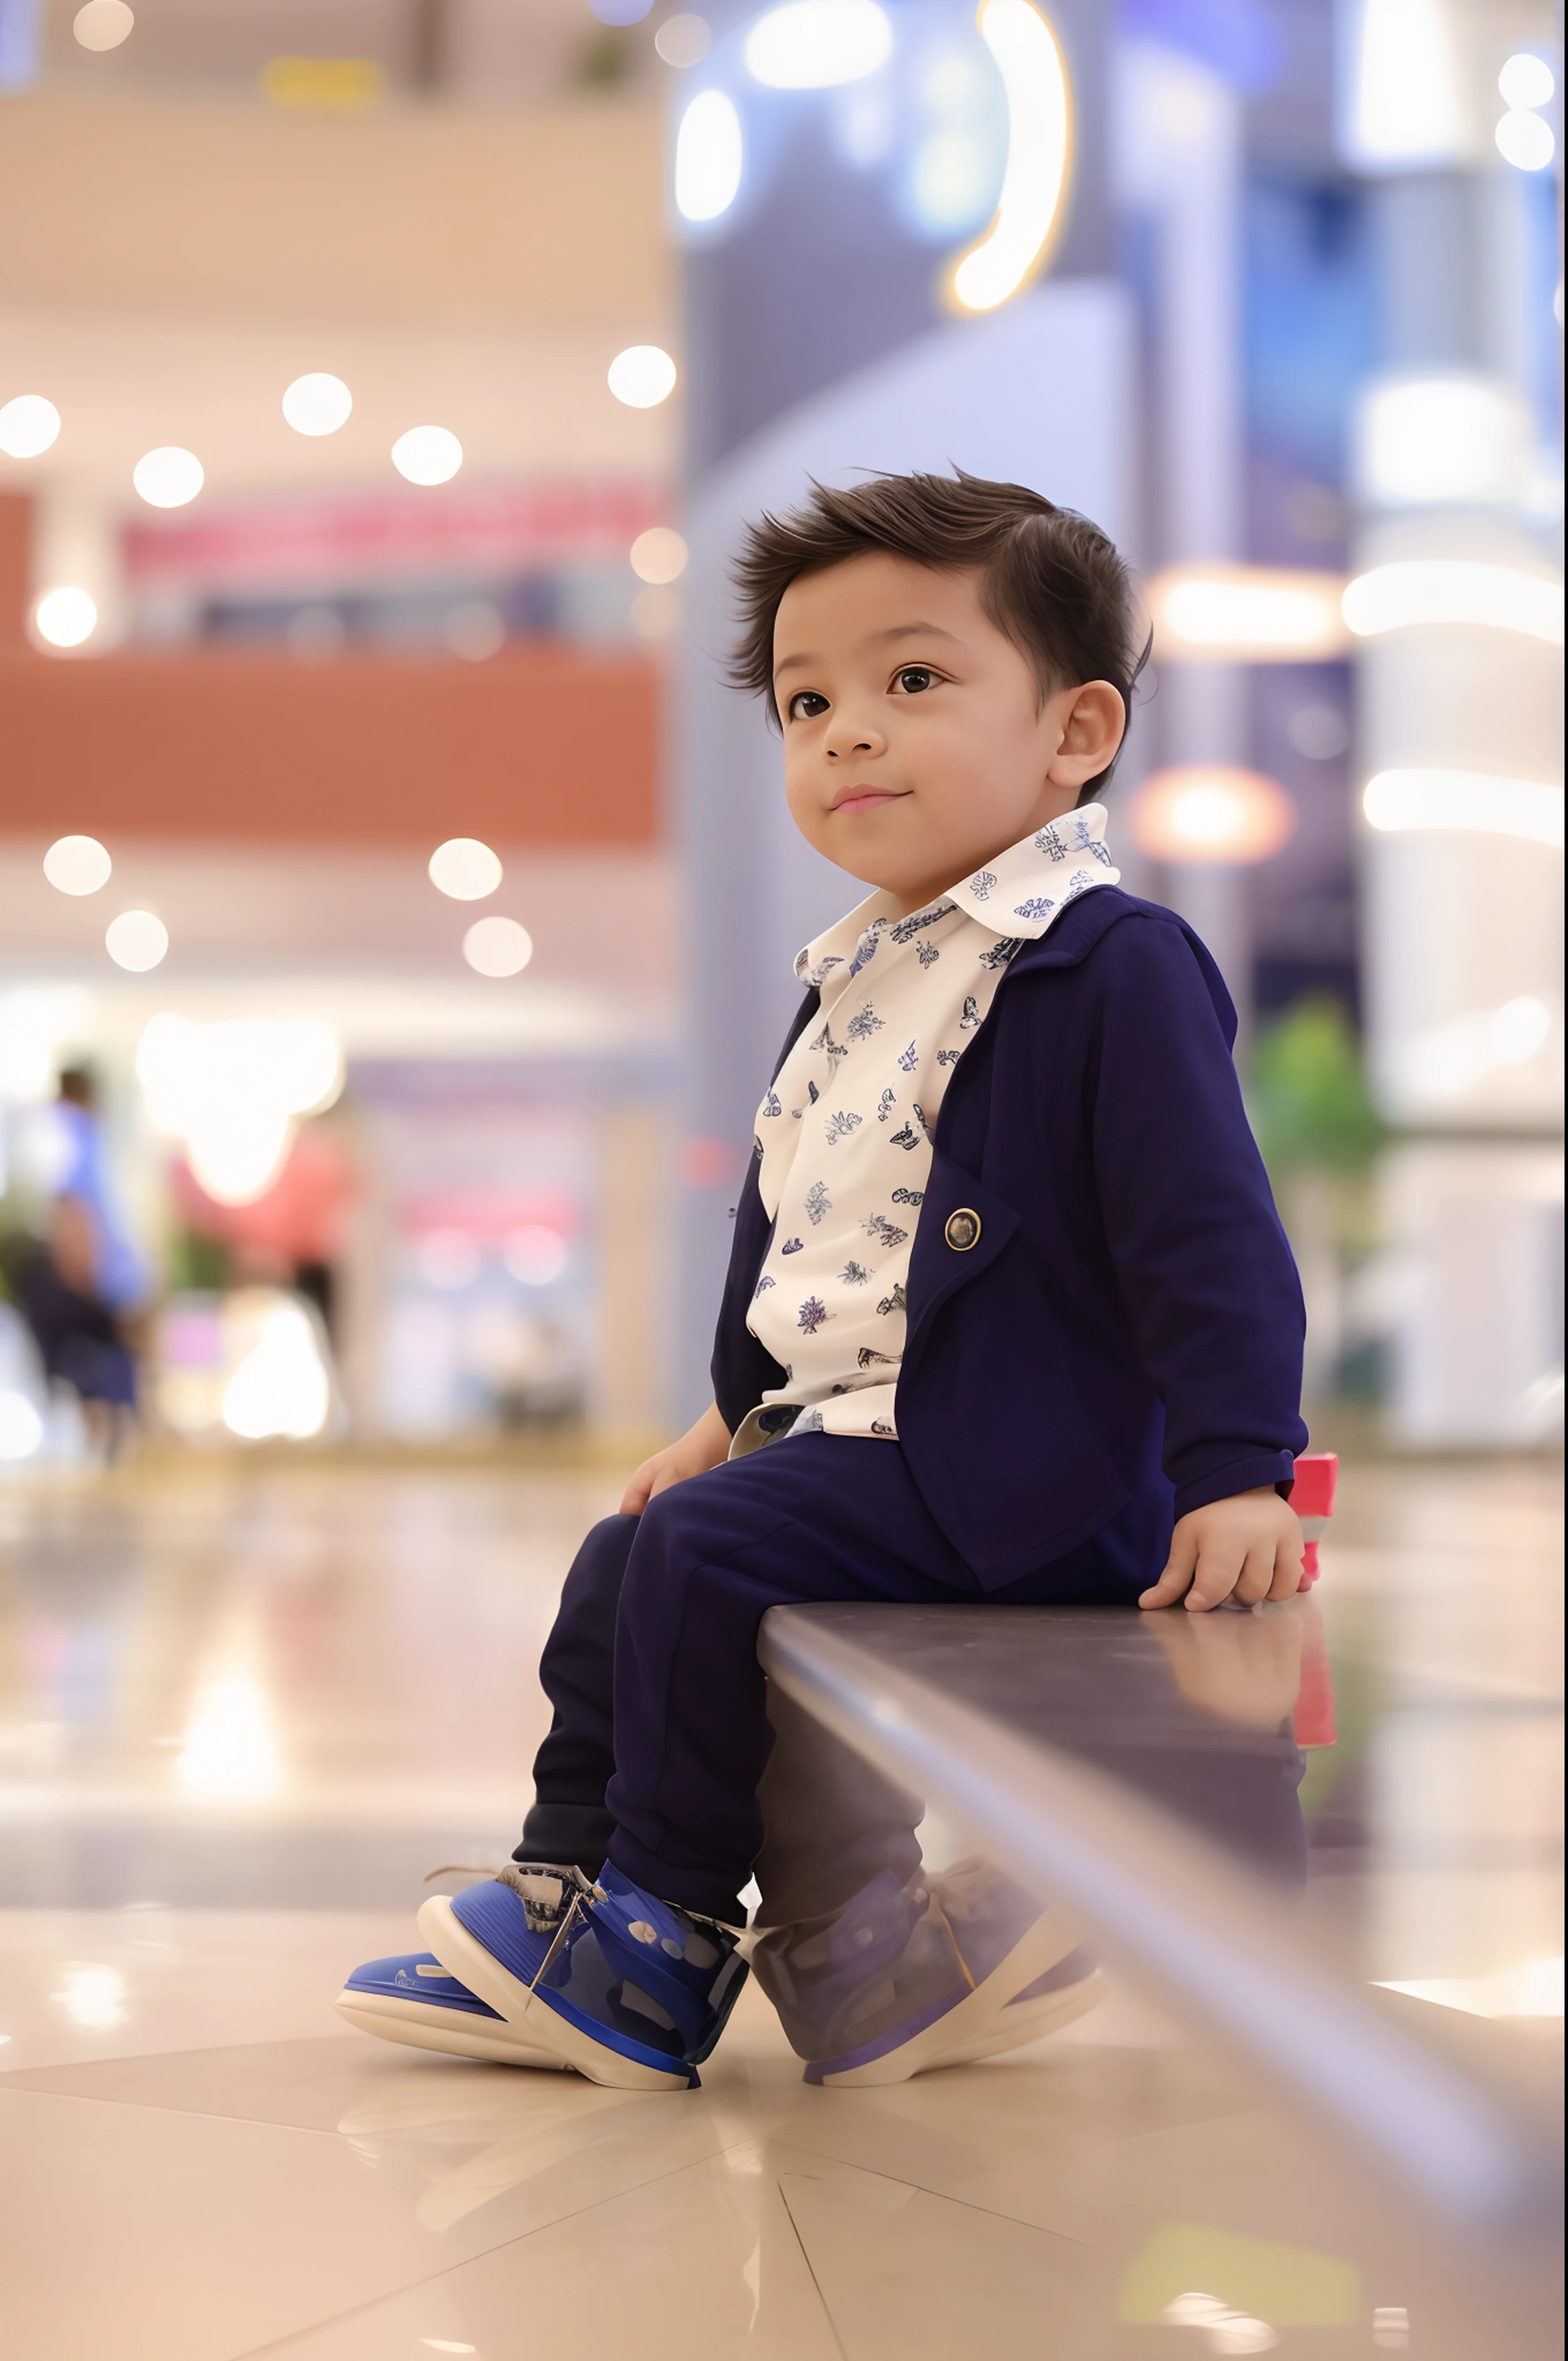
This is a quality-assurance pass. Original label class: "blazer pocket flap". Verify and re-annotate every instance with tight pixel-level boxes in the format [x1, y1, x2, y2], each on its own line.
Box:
[904, 1151, 1020, 1349]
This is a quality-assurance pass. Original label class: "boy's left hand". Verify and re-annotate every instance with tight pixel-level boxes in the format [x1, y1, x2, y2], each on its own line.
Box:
[1139, 1487, 1305, 1613]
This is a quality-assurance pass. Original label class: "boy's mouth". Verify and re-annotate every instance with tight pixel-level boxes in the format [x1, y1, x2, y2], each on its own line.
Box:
[831, 787, 909, 815]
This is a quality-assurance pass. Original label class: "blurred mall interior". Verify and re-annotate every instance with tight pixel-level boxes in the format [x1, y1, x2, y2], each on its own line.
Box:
[0, 1, 1562, 2354]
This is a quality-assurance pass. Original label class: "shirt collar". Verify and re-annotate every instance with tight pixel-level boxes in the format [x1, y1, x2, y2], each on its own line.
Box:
[793, 803, 1120, 985]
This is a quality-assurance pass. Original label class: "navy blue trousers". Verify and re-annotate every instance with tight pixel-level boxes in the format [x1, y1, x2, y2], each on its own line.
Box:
[519, 1432, 1167, 1924]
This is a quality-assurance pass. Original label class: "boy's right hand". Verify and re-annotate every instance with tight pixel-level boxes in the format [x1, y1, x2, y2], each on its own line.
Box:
[620, 1401, 733, 1514]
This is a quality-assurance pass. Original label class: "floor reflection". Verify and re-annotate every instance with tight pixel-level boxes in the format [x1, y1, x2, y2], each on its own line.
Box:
[0, 1453, 1559, 2358]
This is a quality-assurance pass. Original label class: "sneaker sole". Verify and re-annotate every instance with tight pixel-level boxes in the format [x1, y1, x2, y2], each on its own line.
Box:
[810, 1909, 1103, 2088]
[417, 1894, 696, 2092]
[334, 1987, 570, 2068]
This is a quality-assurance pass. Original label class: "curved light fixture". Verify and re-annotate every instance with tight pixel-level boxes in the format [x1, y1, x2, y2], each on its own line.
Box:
[1363, 770, 1565, 849]
[948, 0, 1071, 314]
[676, 87, 744, 221]
[744, 0, 892, 90]
[1343, 562, 1564, 646]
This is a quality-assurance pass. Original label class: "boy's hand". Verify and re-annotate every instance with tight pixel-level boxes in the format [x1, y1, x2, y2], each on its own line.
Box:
[620, 1401, 732, 1515]
[1139, 1487, 1305, 1613]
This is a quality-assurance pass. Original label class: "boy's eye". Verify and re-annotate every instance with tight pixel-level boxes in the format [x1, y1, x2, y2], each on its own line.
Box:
[894, 666, 937, 695]
[788, 691, 830, 721]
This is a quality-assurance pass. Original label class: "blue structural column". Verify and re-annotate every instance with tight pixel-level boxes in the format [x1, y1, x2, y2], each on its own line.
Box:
[669, 0, 1126, 1414]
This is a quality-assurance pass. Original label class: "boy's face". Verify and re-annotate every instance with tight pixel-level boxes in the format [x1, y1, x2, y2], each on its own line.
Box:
[773, 553, 1125, 916]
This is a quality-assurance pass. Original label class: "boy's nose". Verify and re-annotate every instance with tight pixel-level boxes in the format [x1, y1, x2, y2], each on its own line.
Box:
[824, 720, 885, 759]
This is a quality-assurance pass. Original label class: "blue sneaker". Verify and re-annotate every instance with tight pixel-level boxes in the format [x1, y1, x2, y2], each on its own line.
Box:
[334, 1949, 571, 2068]
[417, 1862, 749, 2090]
[752, 1857, 1102, 2088]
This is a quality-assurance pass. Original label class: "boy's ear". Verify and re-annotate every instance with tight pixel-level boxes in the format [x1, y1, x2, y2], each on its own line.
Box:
[1045, 682, 1125, 787]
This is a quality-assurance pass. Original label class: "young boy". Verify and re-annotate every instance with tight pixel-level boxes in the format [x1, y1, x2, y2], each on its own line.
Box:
[339, 472, 1308, 2090]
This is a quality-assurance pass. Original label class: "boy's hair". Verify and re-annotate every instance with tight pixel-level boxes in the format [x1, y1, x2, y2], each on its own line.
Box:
[730, 469, 1147, 802]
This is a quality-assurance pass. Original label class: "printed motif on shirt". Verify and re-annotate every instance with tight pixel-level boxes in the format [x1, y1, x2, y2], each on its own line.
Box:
[746, 806, 1120, 1444]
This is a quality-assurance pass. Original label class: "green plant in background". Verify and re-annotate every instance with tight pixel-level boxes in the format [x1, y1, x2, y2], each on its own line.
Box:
[1251, 995, 1384, 1175]
[165, 1228, 232, 1293]
[1249, 997, 1387, 1415]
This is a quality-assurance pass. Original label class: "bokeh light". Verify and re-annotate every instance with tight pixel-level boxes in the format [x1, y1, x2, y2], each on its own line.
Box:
[220, 1304, 331, 1444]
[744, 0, 893, 90]
[176, 1667, 284, 1793]
[33, 587, 98, 649]
[504, 1225, 568, 1285]
[43, 836, 112, 896]
[282, 373, 352, 436]
[630, 526, 688, 584]
[428, 838, 503, 900]
[137, 1014, 342, 1204]
[1130, 767, 1298, 866]
[1286, 705, 1350, 761]
[1363, 770, 1565, 848]
[1495, 110, 1555, 171]
[442, 601, 506, 661]
[72, 0, 133, 51]
[1152, 568, 1347, 659]
[54, 1963, 126, 2027]
[1344, 560, 1564, 644]
[1354, 376, 1530, 507]
[0, 394, 61, 458]
[391, 425, 463, 485]
[1498, 53, 1555, 110]
[590, 0, 653, 21]
[133, 446, 204, 508]
[676, 88, 743, 221]
[462, 916, 533, 978]
[950, 0, 1071, 314]
[0, 1392, 44, 1462]
[655, 14, 711, 67]
[608, 345, 678, 408]
[105, 911, 169, 971]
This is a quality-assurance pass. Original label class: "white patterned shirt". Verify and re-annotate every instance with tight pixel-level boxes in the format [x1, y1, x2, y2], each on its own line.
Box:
[737, 805, 1121, 1450]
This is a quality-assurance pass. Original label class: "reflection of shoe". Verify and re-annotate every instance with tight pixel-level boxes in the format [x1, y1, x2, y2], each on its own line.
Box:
[334, 1950, 570, 2067]
[752, 1856, 1102, 2088]
[418, 1862, 748, 2091]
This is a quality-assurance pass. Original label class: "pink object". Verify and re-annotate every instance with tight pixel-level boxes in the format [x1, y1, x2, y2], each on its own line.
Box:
[124, 476, 667, 595]
[1288, 1452, 1339, 1588]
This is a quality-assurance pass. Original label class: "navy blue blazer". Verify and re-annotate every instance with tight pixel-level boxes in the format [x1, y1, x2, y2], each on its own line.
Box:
[710, 887, 1308, 1591]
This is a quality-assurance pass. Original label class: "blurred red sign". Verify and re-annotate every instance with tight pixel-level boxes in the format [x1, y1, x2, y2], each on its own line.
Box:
[125, 477, 669, 593]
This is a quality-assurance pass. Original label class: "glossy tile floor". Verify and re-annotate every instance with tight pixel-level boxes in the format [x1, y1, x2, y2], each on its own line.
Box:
[0, 1454, 1561, 2358]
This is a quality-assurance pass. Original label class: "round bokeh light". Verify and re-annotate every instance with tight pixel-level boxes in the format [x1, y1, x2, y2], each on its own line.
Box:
[462, 916, 533, 978]
[133, 446, 204, 508]
[33, 587, 98, 648]
[655, 14, 711, 67]
[608, 345, 678, 408]
[504, 1225, 568, 1286]
[44, 835, 112, 895]
[282, 373, 352, 436]
[630, 526, 688, 584]
[1498, 53, 1555, 110]
[73, 0, 134, 50]
[391, 425, 462, 485]
[106, 910, 169, 971]
[0, 394, 62, 458]
[429, 838, 503, 901]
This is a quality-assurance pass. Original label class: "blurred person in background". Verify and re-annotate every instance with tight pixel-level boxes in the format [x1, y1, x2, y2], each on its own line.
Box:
[7, 1067, 151, 1458]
